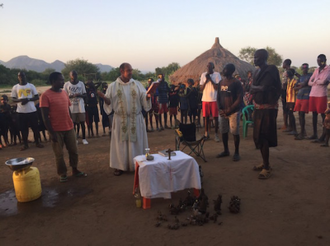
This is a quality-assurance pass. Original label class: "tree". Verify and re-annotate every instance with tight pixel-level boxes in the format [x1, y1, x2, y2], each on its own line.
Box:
[61, 59, 100, 81]
[132, 69, 145, 81]
[41, 68, 56, 81]
[100, 72, 110, 81]
[238, 47, 256, 65]
[101, 67, 147, 82]
[98, 62, 180, 84]
[107, 67, 120, 81]
[42, 68, 56, 75]
[25, 70, 41, 82]
[0, 64, 14, 86]
[144, 72, 155, 80]
[238, 46, 283, 66]
[155, 67, 164, 77]
[155, 62, 181, 81]
[165, 62, 180, 75]
[266, 47, 283, 66]
[0, 65, 50, 87]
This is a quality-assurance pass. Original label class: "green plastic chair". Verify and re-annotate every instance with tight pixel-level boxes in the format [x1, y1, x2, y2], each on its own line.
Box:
[242, 105, 254, 138]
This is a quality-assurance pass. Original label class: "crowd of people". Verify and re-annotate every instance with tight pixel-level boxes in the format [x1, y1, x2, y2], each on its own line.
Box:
[1, 51, 330, 181]
[0, 71, 112, 150]
[143, 74, 201, 131]
[0, 70, 111, 181]
[278, 55, 330, 145]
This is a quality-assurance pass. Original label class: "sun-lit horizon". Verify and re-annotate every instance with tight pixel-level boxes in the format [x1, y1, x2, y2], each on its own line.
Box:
[1, 0, 330, 72]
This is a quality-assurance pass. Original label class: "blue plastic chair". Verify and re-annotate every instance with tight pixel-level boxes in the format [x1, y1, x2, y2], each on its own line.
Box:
[242, 105, 254, 138]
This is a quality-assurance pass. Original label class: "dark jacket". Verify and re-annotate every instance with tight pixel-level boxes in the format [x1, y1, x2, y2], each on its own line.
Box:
[252, 65, 281, 105]
[158, 81, 170, 104]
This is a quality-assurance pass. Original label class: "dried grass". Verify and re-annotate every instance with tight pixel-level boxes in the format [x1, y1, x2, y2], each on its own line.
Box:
[170, 37, 256, 85]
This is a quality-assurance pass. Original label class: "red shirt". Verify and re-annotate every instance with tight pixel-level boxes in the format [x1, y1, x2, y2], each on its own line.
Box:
[40, 89, 73, 131]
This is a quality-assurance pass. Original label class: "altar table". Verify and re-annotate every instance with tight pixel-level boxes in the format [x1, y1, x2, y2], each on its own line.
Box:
[133, 151, 201, 209]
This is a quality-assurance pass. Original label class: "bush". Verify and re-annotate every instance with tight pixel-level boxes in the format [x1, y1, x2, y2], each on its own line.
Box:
[30, 79, 48, 86]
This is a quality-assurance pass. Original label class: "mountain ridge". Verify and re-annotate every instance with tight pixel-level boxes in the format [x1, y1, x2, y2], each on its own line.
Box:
[0, 55, 113, 73]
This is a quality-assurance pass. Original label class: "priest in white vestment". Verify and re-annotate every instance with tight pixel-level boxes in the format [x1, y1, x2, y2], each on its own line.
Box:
[98, 63, 151, 176]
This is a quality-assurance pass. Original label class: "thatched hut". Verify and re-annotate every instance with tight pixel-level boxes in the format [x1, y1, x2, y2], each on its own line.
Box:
[169, 37, 256, 85]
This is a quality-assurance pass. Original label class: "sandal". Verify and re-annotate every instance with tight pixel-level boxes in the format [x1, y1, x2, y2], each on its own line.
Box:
[253, 164, 272, 171]
[253, 164, 264, 171]
[60, 175, 68, 183]
[233, 153, 241, 161]
[311, 138, 325, 143]
[114, 169, 124, 176]
[258, 168, 272, 179]
[307, 135, 318, 140]
[294, 134, 304, 140]
[20, 145, 29, 151]
[72, 170, 87, 177]
[216, 151, 230, 158]
[36, 143, 44, 148]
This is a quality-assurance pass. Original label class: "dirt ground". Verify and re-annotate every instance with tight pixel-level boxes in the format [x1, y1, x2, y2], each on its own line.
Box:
[0, 105, 330, 246]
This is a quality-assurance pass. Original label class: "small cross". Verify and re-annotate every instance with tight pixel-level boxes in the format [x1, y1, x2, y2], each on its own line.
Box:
[166, 148, 173, 160]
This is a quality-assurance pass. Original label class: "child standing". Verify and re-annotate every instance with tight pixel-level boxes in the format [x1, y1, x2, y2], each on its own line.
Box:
[168, 84, 180, 128]
[285, 69, 297, 135]
[321, 101, 330, 147]
[178, 84, 188, 124]
[186, 79, 198, 124]
[196, 84, 203, 127]
[145, 78, 160, 132]
[99, 82, 111, 136]
[85, 81, 101, 138]
[0, 95, 11, 148]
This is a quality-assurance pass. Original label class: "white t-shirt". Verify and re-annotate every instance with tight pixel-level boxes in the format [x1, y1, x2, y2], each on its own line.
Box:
[11, 83, 38, 113]
[199, 72, 221, 102]
[63, 81, 86, 113]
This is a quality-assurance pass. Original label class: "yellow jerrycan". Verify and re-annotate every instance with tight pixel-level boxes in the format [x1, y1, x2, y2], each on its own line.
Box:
[12, 167, 42, 202]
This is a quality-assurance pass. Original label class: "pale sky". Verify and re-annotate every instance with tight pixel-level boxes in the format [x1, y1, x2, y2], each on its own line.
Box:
[1, 0, 330, 72]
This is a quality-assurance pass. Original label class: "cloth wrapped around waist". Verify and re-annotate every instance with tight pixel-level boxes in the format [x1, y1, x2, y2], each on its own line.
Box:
[253, 101, 278, 110]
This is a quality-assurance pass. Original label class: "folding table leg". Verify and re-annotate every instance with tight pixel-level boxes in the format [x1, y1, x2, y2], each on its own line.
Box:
[194, 189, 200, 197]
[143, 197, 151, 209]
[133, 162, 140, 194]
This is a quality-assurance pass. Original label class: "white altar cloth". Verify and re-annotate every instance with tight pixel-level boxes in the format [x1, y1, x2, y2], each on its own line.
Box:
[133, 151, 201, 199]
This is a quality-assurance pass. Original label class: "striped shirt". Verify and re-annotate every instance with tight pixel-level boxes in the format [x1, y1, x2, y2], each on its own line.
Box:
[40, 89, 73, 131]
[286, 78, 297, 103]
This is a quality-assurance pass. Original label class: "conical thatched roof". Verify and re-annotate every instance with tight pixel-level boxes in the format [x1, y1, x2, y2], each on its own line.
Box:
[170, 37, 256, 85]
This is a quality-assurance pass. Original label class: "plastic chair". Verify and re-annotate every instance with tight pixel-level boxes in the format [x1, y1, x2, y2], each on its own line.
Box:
[175, 122, 206, 162]
[242, 105, 254, 138]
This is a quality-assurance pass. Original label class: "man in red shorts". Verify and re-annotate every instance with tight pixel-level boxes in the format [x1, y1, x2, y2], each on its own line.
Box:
[308, 54, 330, 142]
[293, 63, 311, 140]
[199, 62, 221, 141]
